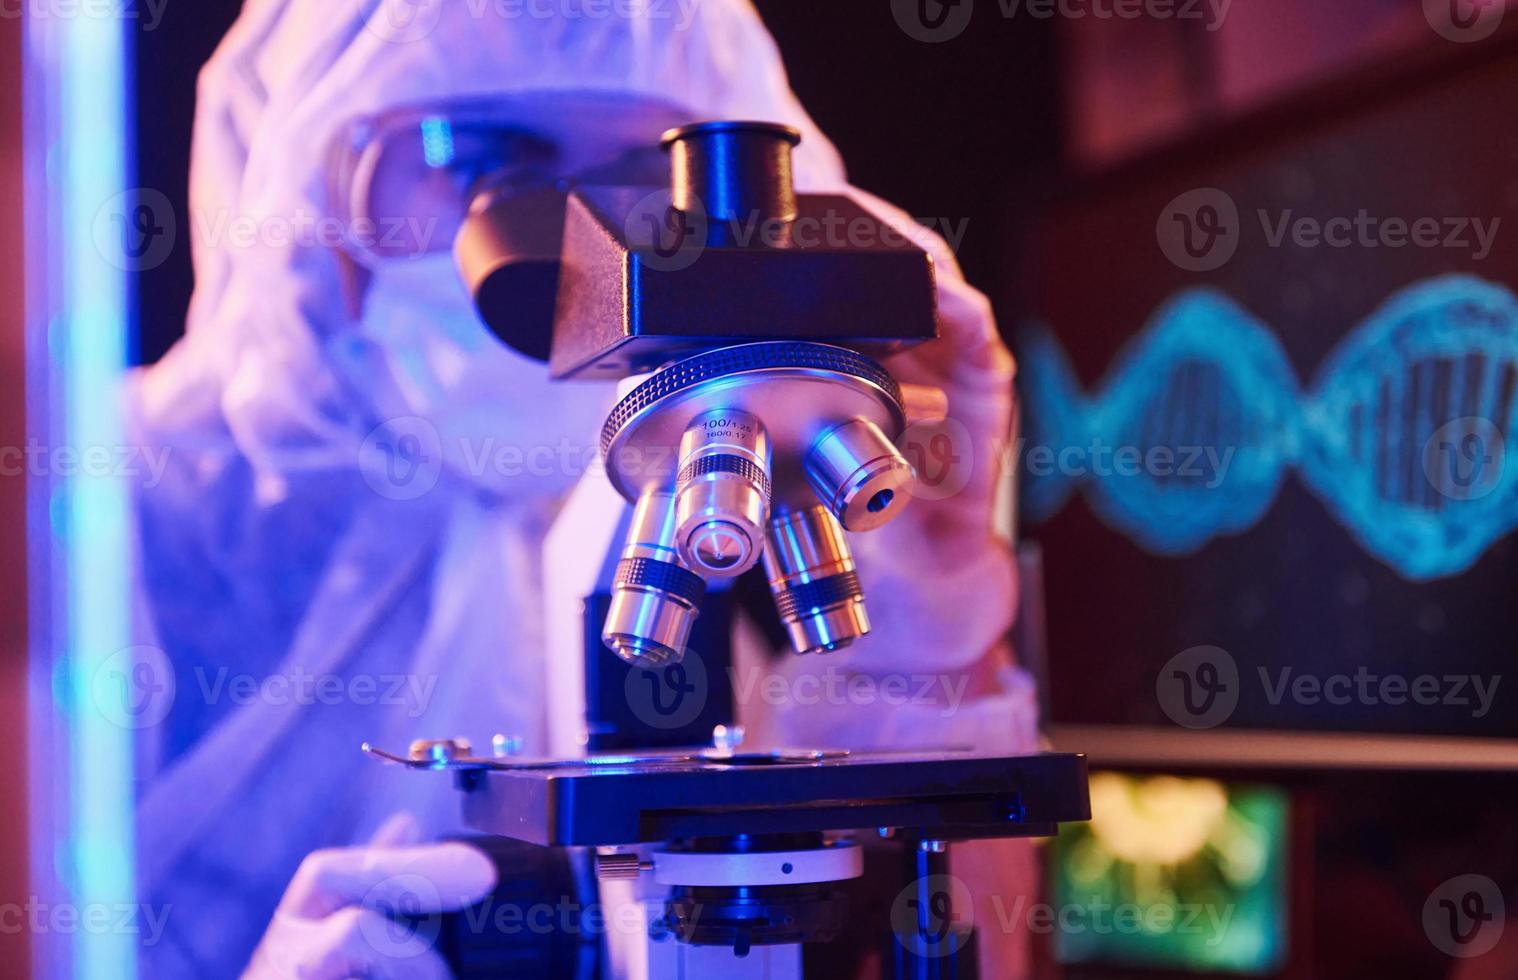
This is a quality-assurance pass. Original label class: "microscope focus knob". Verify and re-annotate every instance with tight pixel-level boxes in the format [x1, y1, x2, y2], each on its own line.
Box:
[595, 852, 651, 882]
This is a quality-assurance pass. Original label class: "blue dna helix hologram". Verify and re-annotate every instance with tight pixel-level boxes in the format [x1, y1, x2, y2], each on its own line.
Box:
[1018, 275, 1518, 581]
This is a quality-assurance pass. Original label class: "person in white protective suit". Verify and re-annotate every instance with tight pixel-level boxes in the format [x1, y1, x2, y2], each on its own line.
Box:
[125, 0, 1041, 976]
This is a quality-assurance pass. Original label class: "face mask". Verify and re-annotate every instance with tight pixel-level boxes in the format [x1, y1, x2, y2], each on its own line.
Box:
[319, 95, 693, 502]
[337, 253, 615, 501]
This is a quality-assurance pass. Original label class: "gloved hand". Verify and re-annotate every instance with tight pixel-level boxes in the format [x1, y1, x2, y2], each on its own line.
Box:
[846, 187, 1020, 675]
[243, 813, 497, 980]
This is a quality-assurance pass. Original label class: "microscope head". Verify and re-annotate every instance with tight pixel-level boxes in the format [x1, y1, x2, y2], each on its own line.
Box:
[454, 121, 946, 665]
[456, 120, 940, 375]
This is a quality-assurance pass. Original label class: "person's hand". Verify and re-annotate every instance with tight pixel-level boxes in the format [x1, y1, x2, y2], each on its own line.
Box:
[243, 813, 497, 980]
[843, 188, 1020, 680]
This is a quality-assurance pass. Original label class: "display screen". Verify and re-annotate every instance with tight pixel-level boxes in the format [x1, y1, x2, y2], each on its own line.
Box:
[1012, 50, 1518, 739]
[1050, 773, 1291, 975]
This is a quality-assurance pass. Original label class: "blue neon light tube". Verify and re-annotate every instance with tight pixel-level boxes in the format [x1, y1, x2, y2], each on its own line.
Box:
[30, 7, 140, 978]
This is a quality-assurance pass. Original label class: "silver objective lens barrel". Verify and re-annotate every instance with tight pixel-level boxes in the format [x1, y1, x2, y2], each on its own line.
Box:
[804, 418, 915, 532]
[674, 409, 772, 577]
[762, 505, 870, 655]
[603, 489, 707, 667]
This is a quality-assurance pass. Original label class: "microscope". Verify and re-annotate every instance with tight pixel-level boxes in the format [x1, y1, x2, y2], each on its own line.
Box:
[368, 120, 1089, 978]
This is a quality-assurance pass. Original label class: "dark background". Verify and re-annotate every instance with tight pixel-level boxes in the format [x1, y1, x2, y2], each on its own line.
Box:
[134, 1, 238, 363]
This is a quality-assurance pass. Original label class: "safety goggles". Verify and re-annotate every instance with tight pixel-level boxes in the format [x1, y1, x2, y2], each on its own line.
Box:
[326, 91, 692, 263]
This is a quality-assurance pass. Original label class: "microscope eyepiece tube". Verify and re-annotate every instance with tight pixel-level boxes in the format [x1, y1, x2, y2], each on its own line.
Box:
[674, 409, 772, 577]
[661, 120, 802, 248]
[603, 489, 706, 667]
[804, 418, 916, 532]
[762, 505, 870, 655]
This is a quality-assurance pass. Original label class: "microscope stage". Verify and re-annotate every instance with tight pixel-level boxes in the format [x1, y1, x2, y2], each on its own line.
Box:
[454, 749, 1090, 847]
